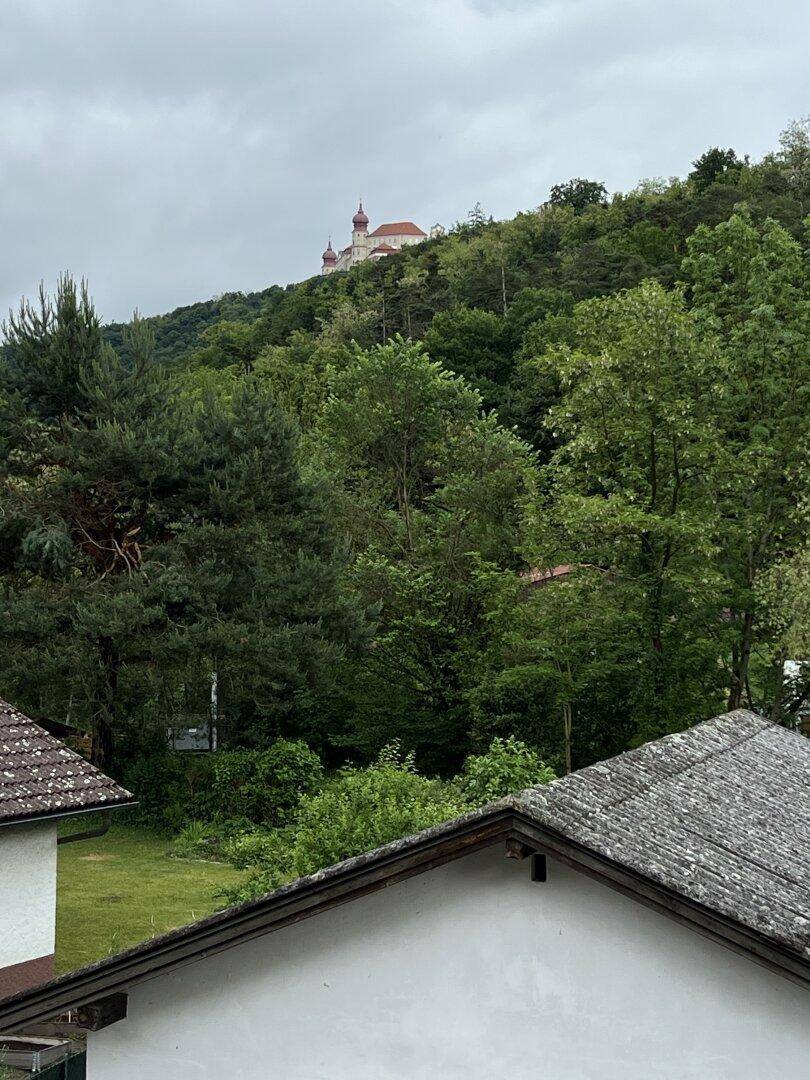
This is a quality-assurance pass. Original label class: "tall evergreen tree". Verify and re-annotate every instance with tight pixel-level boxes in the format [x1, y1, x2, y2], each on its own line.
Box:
[0, 277, 363, 766]
[310, 337, 535, 770]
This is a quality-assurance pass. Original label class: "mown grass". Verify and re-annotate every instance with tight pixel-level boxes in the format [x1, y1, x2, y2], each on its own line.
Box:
[56, 823, 245, 974]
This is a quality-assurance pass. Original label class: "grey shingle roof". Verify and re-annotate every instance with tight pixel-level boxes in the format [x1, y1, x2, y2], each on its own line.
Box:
[0, 699, 135, 826]
[516, 709, 810, 960]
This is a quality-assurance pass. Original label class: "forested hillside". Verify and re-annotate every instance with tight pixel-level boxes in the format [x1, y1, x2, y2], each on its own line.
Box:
[108, 133, 809, 387]
[1, 124, 808, 848]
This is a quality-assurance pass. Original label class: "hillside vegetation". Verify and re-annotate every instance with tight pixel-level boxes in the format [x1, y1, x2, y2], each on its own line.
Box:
[110, 134, 808, 393]
[1, 125, 808, 810]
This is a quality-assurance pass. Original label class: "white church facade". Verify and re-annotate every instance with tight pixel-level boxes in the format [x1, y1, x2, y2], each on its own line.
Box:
[322, 202, 429, 274]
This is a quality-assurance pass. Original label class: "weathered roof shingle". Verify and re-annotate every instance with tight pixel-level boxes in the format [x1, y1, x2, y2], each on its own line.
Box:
[0, 700, 135, 826]
[517, 710, 810, 960]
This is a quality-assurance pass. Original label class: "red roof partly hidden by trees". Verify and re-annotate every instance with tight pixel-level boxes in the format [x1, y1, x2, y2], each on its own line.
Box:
[520, 564, 572, 588]
[369, 222, 427, 238]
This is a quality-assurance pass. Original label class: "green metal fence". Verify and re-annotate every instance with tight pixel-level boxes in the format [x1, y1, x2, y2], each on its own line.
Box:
[34, 1052, 86, 1080]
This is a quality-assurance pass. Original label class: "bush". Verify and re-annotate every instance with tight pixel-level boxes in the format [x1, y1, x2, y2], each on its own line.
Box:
[120, 751, 217, 831]
[223, 827, 289, 870]
[455, 736, 556, 805]
[220, 740, 556, 906]
[291, 745, 464, 877]
[171, 818, 254, 861]
[122, 740, 324, 832]
[210, 741, 323, 825]
[222, 745, 465, 903]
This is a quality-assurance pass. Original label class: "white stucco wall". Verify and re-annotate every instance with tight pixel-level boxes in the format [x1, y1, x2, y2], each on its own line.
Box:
[88, 846, 809, 1080]
[0, 822, 58, 967]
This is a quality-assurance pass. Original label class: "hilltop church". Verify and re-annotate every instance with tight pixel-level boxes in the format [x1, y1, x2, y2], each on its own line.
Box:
[321, 202, 430, 274]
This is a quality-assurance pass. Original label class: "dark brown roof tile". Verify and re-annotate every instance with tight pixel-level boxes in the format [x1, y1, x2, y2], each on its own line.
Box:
[0, 700, 135, 826]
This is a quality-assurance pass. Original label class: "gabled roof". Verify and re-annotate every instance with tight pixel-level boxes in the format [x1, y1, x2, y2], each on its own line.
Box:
[369, 243, 396, 255]
[368, 222, 426, 238]
[0, 700, 135, 827]
[519, 710, 810, 960]
[0, 711, 807, 1028]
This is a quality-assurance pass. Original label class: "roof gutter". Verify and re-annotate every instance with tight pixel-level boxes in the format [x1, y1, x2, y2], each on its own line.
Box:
[57, 809, 113, 847]
[0, 801, 138, 832]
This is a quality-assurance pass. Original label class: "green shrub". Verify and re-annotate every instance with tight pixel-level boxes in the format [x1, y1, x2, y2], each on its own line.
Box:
[291, 745, 464, 877]
[171, 817, 254, 861]
[122, 740, 323, 832]
[120, 751, 217, 831]
[222, 745, 465, 903]
[223, 827, 289, 870]
[210, 741, 323, 825]
[220, 740, 555, 906]
[454, 736, 556, 805]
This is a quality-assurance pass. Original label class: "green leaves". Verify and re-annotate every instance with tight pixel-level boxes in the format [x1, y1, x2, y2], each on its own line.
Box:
[2, 274, 105, 419]
[682, 212, 810, 710]
[454, 736, 555, 804]
[221, 738, 556, 903]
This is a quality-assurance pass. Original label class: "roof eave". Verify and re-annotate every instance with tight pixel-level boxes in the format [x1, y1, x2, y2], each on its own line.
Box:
[0, 807, 514, 1031]
[0, 799, 139, 831]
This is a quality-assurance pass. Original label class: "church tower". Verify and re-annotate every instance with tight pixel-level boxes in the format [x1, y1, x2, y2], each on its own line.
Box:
[321, 238, 337, 275]
[351, 200, 369, 261]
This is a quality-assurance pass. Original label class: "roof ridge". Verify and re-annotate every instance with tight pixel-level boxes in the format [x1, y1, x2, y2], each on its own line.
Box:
[519, 710, 770, 818]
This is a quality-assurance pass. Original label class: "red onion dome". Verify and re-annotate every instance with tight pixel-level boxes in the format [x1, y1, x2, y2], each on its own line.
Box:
[352, 200, 369, 229]
[322, 240, 337, 263]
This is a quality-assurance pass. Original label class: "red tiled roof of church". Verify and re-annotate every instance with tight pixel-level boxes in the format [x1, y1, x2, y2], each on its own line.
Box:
[369, 222, 426, 238]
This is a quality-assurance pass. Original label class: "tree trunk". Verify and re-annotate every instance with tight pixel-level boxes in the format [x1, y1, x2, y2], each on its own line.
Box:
[91, 638, 119, 768]
[770, 654, 785, 723]
[210, 668, 219, 750]
[563, 702, 573, 775]
[728, 610, 754, 710]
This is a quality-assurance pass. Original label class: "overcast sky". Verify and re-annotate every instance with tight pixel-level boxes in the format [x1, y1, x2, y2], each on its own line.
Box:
[1, 1, 808, 323]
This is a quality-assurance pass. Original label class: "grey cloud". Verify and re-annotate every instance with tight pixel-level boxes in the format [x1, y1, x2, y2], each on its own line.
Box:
[1, 0, 808, 322]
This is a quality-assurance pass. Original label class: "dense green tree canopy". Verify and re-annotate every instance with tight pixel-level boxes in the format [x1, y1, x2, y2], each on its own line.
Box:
[0, 278, 364, 765]
[2, 126, 808, 806]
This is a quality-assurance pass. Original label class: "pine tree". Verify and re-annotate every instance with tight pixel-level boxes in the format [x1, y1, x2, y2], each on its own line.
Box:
[0, 277, 363, 766]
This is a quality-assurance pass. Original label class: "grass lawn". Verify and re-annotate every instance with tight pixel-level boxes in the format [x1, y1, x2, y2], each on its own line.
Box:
[56, 823, 245, 974]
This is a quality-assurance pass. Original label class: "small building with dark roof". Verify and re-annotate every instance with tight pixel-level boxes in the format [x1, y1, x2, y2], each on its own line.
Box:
[0, 710, 808, 1077]
[0, 699, 135, 999]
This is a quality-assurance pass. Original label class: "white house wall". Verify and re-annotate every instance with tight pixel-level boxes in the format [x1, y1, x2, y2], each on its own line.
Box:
[0, 822, 57, 994]
[88, 846, 809, 1080]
